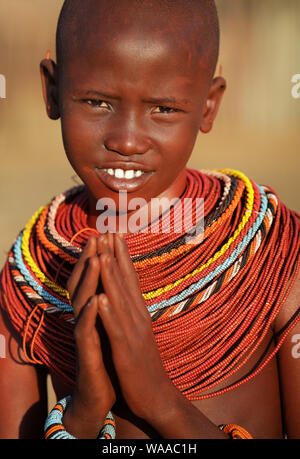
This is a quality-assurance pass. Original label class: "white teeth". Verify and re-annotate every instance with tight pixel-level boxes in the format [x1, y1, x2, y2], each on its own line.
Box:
[125, 170, 135, 179]
[103, 168, 145, 179]
[115, 168, 124, 179]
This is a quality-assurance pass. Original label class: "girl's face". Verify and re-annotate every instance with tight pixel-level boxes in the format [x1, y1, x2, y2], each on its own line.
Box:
[42, 14, 225, 227]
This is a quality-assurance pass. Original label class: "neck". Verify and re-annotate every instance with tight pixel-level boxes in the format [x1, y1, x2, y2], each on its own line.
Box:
[87, 169, 188, 234]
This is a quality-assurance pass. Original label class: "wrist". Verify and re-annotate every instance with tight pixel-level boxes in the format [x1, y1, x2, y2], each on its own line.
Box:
[63, 401, 107, 439]
[44, 395, 116, 440]
[142, 382, 186, 430]
[69, 392, 108, 421]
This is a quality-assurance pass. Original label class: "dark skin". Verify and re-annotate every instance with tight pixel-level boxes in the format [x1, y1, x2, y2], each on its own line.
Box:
[0, 0, 300, 439]
[53, 233, 300, 439]
[62, 234, 227, 439]
[44, 0, 222, 228]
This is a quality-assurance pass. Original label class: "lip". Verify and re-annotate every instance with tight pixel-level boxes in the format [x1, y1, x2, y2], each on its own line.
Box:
[97, 162, 154, 172]
[94, 166, 155, 193]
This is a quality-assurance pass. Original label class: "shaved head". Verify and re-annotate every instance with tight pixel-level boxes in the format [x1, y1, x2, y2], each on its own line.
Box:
[42, 0, 226, 219]
[56, 0, 220, 78]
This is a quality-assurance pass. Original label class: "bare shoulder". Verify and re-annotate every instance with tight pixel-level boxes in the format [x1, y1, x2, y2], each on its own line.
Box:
[272, 262, 300, 438]
[274, 264, 300, 334]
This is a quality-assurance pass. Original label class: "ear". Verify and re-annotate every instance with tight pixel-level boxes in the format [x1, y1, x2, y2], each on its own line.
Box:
[40, 58, 60, 120]
[200, 76, 226, 134]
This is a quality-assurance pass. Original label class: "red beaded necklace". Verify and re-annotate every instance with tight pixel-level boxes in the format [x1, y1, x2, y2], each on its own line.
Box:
[0, 168, 299, 399]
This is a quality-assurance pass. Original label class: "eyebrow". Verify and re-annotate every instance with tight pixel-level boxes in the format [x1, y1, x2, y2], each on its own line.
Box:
[73, 90, 191, 106]
[142, 97, 191, 106]
[73, 90, 121, 100]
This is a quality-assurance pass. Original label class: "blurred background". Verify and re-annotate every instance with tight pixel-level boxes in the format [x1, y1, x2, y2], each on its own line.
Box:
[0, 0, 300, 408]
[0, 0, 300, 268]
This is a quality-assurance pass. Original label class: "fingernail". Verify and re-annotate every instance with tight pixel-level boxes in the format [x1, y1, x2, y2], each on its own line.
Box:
[87, 297, 94, 307]
[98, 294, 109, 312]
[99, 293, 107, 304]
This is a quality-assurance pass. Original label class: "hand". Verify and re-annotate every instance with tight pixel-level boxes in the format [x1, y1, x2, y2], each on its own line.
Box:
[63, 235, 116, 438]
[97, 233, 179, 426]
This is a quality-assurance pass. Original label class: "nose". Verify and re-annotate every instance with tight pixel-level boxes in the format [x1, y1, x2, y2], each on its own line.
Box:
[104, 111, 151, 156]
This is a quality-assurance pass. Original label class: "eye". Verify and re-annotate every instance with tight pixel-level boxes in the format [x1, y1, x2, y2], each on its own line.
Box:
[85, 99, 111, 109]
[152, 106, 179, 114]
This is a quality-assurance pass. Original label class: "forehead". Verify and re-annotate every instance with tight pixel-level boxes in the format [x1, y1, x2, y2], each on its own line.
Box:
[60, 24, 212, 94]
[61, 33, 211, 103]
[58, 0, 216, 75]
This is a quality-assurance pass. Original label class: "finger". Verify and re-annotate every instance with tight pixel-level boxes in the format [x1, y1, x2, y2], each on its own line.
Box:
[107, 232, 115, 255]
[67, 236, 97, 297]
[72, 255, 101, 318]
[100, 250, 136, 327]
[114, 233, 147, 315]
[96, 295, 122, 391]
[74, 297, 103, 370]
[96, 233, 114, 256]
[101, 248, 149, 338]
[97, 293, 127, 349]
[96, 235, 114, 295]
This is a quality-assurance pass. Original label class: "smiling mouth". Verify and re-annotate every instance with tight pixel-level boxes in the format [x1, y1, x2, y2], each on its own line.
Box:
[102, 168, 145, 179]
[94, 167, 154, 192]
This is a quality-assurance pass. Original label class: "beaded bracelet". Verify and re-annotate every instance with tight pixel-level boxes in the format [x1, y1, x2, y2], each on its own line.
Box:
[218, 423, 253, 439]
[44, 395, 252, 440]
[44, 395, 116, 439]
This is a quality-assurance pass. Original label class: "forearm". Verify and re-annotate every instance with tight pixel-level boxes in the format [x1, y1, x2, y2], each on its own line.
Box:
[145, 388, 228, 439]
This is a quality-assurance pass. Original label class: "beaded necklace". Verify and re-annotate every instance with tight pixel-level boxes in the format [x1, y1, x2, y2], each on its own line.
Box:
[1, 168, 299, 399]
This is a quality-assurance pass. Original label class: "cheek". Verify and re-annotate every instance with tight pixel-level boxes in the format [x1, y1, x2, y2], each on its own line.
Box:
[60, 111, 103, 165]
[156, 120, 199, 166]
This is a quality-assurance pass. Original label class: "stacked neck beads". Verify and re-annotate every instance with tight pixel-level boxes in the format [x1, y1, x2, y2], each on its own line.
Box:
[1, 168, 299, 399]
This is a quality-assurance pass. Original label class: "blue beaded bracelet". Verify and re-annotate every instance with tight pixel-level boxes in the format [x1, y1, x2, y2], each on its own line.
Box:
[44, 395, 116, 439]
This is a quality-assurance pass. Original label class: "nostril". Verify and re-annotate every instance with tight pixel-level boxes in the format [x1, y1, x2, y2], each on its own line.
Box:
[104, 141, 117, 153]
[104, 135, 150, 156]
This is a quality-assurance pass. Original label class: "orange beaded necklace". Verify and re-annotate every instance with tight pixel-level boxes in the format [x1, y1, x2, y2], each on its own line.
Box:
[0, 168, 299, 399]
